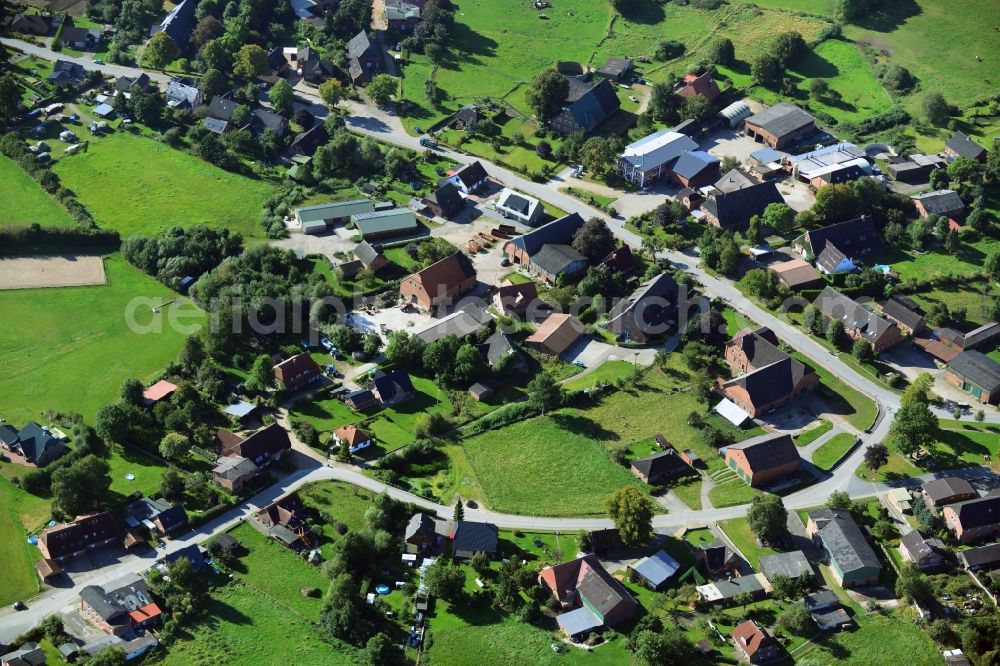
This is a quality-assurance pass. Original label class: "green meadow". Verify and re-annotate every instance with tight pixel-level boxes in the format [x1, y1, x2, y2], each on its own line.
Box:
[53, 133, 274, 239]
[0, 157, 75, 228]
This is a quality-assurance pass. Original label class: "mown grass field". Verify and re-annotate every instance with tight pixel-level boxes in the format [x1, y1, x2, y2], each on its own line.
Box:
[794, 610, 941, 665]
[0, 157, 75, 227]
[0, 254, 202, 425]
[228, 524, 328, 616]
[53, 133, 274, 239]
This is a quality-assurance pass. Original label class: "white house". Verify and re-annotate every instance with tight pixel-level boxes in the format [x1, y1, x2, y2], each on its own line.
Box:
[332, 425, 372, 454]
[615, 129, 698, 188]
[495, 188, 544, 226]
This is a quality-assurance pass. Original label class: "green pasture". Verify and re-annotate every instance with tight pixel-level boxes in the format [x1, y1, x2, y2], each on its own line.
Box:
[0, 157, 75, 227]
[0, 254, 203, 425]
[53, 133, 274, 239]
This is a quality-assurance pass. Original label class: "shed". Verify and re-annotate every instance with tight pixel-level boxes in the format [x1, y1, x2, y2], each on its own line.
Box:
[468, 382, 493, 401]
[630, 549, 680, 590]
[714, 398, 751, 427]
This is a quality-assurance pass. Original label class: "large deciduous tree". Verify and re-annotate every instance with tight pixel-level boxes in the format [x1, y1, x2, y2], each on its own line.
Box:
[366, 74, 396, 106]
[572, 217, 616, 260]
[606, 486, 654, 546]
[746, 493, 788, 544]
[232, 44, 268, 79]
[51, 455, 112, 517]
[144, 31, 178, 69]
[525, 68, 569, 122]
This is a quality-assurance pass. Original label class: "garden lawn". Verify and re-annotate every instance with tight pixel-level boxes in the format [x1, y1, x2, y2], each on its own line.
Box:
[299, 481, 380, 558]
[461, 414, 648, 516]
[872, 236, 1000, 282]
[668, 476, 703, 510]
[228, 524, 327, 616]
[147, 582, 350, 666]
[708, 476, 757, 508]
[719, 518, 776, 568]
[0, 254, 203, 425]
[53, 133, 274, 239]
[793, 610, 941, 665]
[795, 419, 833, 446]
[811, 432, 858, 471]
[909, 284, 1000, 327]
[0, 157, 75, 227]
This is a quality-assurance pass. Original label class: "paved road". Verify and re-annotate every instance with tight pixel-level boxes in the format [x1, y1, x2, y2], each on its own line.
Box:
[1, 38, 172, 86]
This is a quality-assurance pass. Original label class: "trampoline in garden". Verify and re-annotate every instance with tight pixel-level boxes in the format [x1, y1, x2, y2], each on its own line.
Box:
[375, 584, 390, 595]
[27, 535, 38, 545]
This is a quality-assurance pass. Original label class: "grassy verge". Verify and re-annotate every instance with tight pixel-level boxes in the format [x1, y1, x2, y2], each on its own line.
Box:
[790, 351, 877, 431]
[718, 517, 776, 569]
[811, 432, 858, 471]
[794, 419, 833, 447]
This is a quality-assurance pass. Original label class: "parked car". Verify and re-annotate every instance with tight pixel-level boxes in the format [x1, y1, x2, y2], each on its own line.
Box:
[93, 58, 105, 64]
[12, 601, 26, 611]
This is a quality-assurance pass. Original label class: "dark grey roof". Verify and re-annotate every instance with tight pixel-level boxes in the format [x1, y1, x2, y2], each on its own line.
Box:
[758, 550, 812, 581]
[166, 79, 200, 106]
[251, 107, 286, 133]
[961, 323, 1000, 348]
[899, 530, 940, 561]
[575, 561, 635, 616]
[347, 31, 377, 60]
[816, 510, 881, 576]
[880, 298, 924, 331]
[354, 240, 381, 266]
[672, 151, 719, 179]
[371, 369, 414, 403]
[151, 0, 195, 49]
[14, 421, 62, 461]
[803, 216, 881, 260]
[813, 287, 898, 346]
[605, 272, 679, 338]
[207, 96, 238, 121]
[723, 357, 808, 409]
[452, 161, 489, 188]
[104, 573, 155, 612]
[156, 504, 189, 532]
[702, 181, 784, 230]
[914, 189, 965, 215]
[163, 543, 205, 571]
[509, 212, 586, 255]
[453, 520, 498, 553]
[480, 331, 518, 366]
[745, 103, 815, 139]
[596, 57, 633, 77]
[531, 244, 587, 276]
[725, 432, 799, 472]
[426, 182, 463, 214]
[710, 572, 766, 599]
[947, 131, 987, 160]
[714, 168, 759, 193]
[947, 351, 1000, 394]
[698, 539, 737, 570]
[921, 476, 976, 503]
[0, 424, 19, 446]
[949, 495, 1000, 529]
[729, 328, 787, 369]
[203, 118, 229, 134]
[501, 192, 531, 215]
[81, 585, 127, 622]
[630, 450, 689, 479]
[803, 589, 839, 612]
[959, 542, 1000, 569]
[115, 73, 151, 92]
[815, 244, 849, 273]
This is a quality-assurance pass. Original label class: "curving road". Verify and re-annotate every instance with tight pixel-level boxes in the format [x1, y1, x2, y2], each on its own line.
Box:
[2, 35, 997, 642]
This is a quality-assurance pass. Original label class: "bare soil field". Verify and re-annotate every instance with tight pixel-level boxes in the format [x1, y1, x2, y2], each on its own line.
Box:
[0, 255, 107, 290]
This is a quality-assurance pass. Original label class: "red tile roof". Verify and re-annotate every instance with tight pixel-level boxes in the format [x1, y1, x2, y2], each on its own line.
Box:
[142, 380, 177, 403]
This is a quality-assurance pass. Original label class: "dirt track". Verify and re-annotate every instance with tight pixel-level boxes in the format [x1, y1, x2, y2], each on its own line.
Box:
[0, 254, 107, 290]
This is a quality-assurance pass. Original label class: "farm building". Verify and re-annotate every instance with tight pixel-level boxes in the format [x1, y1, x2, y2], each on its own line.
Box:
[879, 296, 925, 335]
[744, 103, 816, 150]
[898, 530, 946, 570]
[615, 129, 699, 188]
[550, 76, 620, 135]
[502, 212, 587, 283]
[946, 131, 988, 162]
[150, 0, 196, 51]
[630, 450, 691, 484]
[912, 189, 966, 222]
[629, 550, 680, 590]
[670, 150, 721, 188]
[296, 199, 375, 232]
[718, 100, 751, 128]
[921, 477, 978, 509]
[595, 57, 634, 82]
[806, 508, 881, 587]
[346, 31, 383, 85]
[525, 313, 584, 356]
[887, 153, 946, 182]
[423, 182, 464, 218]
[945, 351, 1000, 404]
[723, 433, 800, 487]
[539, 555, 638, 637]
[943, 495, 1000, 544]
[769, 259, 823, 291]
[352, 208, 419, 239]
[701, 181, 784, 231]
[758, 550, 812, 583]
[400, 252, 477, 312]
[493, 281, 538, 317]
